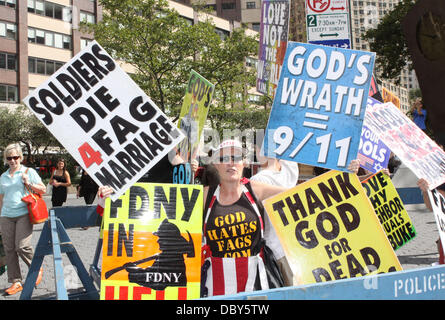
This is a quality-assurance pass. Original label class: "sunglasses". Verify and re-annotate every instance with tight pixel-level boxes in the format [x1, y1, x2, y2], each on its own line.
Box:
[6, 156, 20, 161]
[218, 155, 243, 163]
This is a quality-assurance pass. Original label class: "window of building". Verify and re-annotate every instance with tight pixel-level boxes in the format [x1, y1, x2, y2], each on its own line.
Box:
[0, 84, 18, 102]
[0, 52, 16, 71]
[80, 11, 95, 24]
[80, 38, 93, 49]
[215, 28, 229, 40]
[252, 23, 260, 32]
[0, 21, 16, 40]
[28, 27, 72, 49]
[221, 2, 235, 10]
[0, 0, 16, 9]
[28, 0, 69, 21]
[29, 57, 63, 76]
[246, 2, 256, 9]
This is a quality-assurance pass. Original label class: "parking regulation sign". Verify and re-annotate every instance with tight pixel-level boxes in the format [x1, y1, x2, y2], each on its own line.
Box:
[306, 0, 351, 48]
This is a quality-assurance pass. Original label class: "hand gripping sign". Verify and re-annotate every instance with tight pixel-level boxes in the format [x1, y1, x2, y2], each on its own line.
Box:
[361, 171, 416, 250]
[365, 102, 445, 190]
[100, 183, 203, 300]
[263, 170, 401, 285]
[22, 41, 185, 201]
[262, 42, 375, 172]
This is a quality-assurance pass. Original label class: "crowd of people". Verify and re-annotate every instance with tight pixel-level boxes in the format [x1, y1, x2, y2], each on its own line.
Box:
[0, 96, 442, 298]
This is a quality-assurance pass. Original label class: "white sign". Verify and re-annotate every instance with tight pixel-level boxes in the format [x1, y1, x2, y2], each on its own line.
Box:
[307, 13, 350, 41]
[23, 41, 185, 201]
[306, 0, 348, 15]
[428, 189, 445, 259]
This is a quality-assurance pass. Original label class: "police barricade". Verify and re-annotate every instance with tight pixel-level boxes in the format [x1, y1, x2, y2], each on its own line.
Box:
[207, 264, 445, 300]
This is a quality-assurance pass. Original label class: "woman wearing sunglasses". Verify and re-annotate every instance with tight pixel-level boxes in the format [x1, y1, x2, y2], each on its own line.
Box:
[0, 143, 46, 295]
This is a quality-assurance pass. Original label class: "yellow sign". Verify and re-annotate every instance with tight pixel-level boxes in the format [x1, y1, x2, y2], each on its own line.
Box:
[382, 87, 400, 109]
[177, 70, 214, 162]
[361, 171, 416, 250]
[263, 170, 402, 286]
[100, 183, 203, 300]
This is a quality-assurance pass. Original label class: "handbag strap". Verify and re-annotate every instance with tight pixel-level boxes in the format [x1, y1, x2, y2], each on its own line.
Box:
[22, 167, 35, 198]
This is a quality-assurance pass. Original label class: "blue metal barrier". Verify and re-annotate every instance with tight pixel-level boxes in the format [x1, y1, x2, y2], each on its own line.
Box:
[20, 205, 101, 300]
[207, 264, 445, 300]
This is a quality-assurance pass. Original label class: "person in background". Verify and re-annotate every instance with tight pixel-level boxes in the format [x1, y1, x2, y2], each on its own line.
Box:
[49, 158, 71, 207]
[0, 143, 46, 295]
[77, 169, 99, 205]
[249, 141, 299, 287]
[410, 98, 427, 132]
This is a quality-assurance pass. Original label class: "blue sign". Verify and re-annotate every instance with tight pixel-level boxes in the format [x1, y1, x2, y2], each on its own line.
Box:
[309, 39, 351, 49]
[358, 125, 391, 173]
[262, 42, 375, 171]
[358, 97, 391, 173]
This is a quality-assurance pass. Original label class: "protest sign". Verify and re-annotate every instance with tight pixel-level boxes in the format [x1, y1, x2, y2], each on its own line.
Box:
[361, 171, 416, 250]
[257, 0, 290, 98]
[427, 189, 445, 260]
[382, 87, 400, 109]
[263, 170, 401, 285]
[358, 98, 391, 173]
[358, 124, 391, 174]
[22, 41, 184, 201]
[262, 42, 375, 172]
[100, 183, 203, 300]
[365, 102, 445, 190]
[177, 70, 214, 167]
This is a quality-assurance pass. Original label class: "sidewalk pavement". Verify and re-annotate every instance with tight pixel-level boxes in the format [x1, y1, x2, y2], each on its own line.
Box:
[0, 189, 441, 300]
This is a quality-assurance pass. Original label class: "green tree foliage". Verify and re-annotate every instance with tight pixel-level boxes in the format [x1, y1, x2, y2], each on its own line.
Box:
[83, 0, 265, 135]
[0, 106, 61, 162]
[363, 0, 416, 83]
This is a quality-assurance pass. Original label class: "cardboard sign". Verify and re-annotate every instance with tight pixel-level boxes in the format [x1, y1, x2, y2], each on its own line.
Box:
[263, 170, 401, 285]
[22, 41, 184, 201]
[365, 102, 445, 190]
[358, 124, 391, 174]
[262, 42, 375, 172]
[100, 183, 203, 300]
[256, 0, 290, 97]
[358, 98, 391, 173]
[428, 188, 445, 259]
[361, 171, 416, 250]
[382, 87, 400, 109]
[177, 70, 214, 165]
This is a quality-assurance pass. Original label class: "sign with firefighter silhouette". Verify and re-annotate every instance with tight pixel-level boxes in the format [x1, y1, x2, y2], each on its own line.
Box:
[100, 183, 203, 300]
[263, 170, 402, 286]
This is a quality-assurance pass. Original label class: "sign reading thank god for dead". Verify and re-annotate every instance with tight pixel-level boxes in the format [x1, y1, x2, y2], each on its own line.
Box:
[263, 170, 401, 285]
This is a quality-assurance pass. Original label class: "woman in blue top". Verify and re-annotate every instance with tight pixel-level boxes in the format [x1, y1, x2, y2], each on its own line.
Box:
[0, 143, 46, 295]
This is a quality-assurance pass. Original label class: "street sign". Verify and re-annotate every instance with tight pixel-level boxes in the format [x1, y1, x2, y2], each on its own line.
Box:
[306, 0, 351, 49]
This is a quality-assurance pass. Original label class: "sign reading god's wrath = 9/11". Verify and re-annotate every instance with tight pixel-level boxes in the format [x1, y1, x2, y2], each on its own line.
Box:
[22, 41, 185, 201]
[262, 42, 375, 172]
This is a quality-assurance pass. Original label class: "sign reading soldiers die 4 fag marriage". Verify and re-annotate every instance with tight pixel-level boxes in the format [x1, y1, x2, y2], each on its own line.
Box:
[365, 102, 445, 190]
[101, 183, 203, 300]
[23, 41, 185, 201]
[263, 170, 401, 285]
[362, 171, 416, 250]
[262, 42, 375, 172]
[257, 0, 290, 98]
